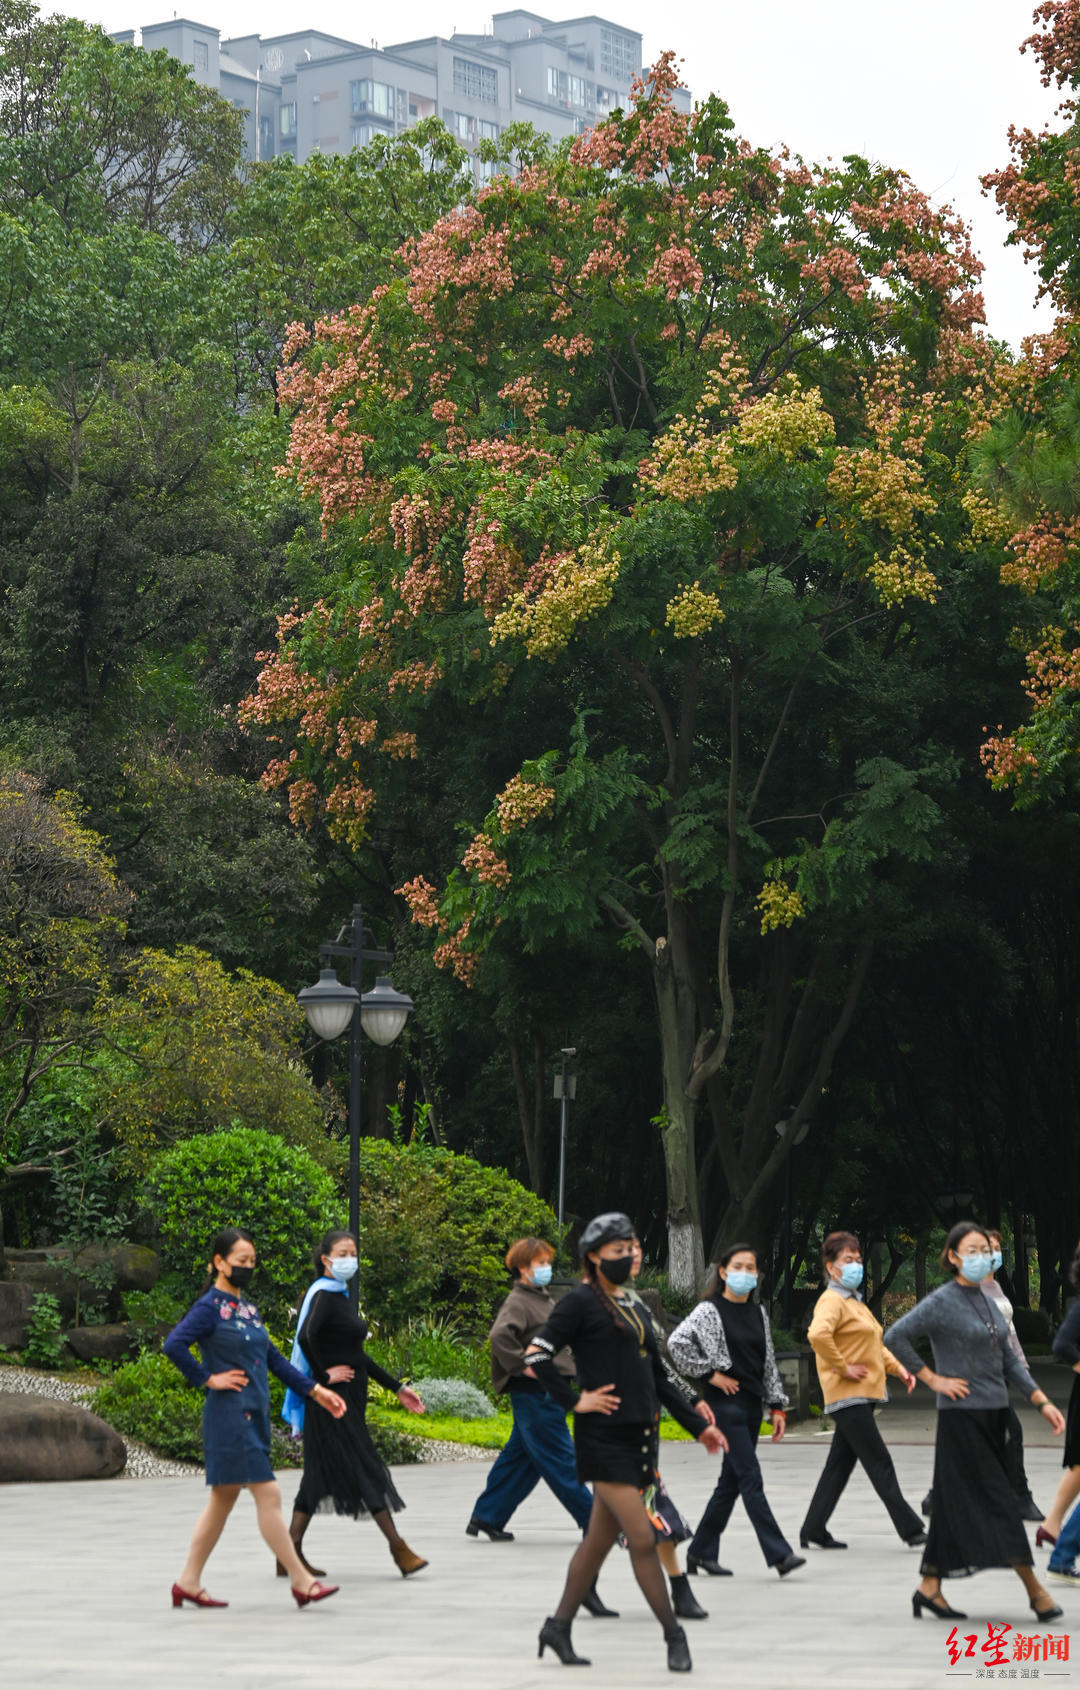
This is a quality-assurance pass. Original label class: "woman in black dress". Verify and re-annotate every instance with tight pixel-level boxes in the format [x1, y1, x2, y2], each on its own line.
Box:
[525, 1212, 726, 1675]
[1038, 1236, 1080, 1551]
[284, 1230, 428, 1578]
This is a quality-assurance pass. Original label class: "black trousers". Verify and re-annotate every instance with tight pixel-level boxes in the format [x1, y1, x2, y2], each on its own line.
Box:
[801, 1403, 923, 1541]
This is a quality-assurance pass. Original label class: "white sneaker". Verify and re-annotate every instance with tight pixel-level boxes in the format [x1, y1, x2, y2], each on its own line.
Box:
[1047, 1567, 1080, 1584]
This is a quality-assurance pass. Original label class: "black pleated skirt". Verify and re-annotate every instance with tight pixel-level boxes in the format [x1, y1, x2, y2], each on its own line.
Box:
[574, 1417, 657, 1487]
[295, 1373, 404, 1520]
[922, 1408, 1032, 1579]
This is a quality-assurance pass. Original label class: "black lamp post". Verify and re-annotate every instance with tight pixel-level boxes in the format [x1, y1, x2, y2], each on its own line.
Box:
[299, 905, 413, 1304]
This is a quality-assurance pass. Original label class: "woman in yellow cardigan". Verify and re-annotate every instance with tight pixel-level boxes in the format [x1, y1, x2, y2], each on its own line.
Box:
[800, 1231, 926, 1550]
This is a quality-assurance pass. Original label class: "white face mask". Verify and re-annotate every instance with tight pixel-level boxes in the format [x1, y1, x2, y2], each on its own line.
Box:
[328, 1256, 358, 1282]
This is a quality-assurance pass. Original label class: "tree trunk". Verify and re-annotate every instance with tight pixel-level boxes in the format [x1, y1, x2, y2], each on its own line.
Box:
[654, 943, 704, 1296]
[508, 1032, 547, 1194]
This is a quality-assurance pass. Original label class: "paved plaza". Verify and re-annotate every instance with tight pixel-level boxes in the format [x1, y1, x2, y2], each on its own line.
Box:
[2, 1378, 1077, 1690]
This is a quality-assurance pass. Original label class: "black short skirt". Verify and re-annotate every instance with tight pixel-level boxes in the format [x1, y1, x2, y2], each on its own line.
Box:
[1063, 1373, 1080, 1468]
[574, 1417, 657, 1487]
[922, 1408, 1031, 1580]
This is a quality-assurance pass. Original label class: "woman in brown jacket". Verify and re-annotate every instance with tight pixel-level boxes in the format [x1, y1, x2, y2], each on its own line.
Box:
[800, 1230, 925, 1549]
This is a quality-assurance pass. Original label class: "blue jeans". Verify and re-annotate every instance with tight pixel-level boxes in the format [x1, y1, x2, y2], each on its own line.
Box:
[1049, 1496, 1080, 1572]
[471, 1389, 594, 1532]
[690, 1393, 792, 1568]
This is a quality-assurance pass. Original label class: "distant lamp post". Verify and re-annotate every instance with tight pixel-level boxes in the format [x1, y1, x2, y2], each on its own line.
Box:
[775, 1107, 810, 1330]
[299, 905, 413, 1304]
[553, 1048, 577, 1231]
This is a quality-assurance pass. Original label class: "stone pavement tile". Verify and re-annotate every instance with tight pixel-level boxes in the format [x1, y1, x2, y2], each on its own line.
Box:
[1, 1440, 1076, 1690]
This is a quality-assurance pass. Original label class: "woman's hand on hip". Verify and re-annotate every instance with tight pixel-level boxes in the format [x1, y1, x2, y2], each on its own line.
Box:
[770, 1410, 787, 1442]
[709, 1371, 740, 1395]
[575, 1385, 620, 1415]
[206, 1369, 248, 1391]
[698, 1424, 727, 1455]
[398, 1386, 426, 1415]
[326, 1365, 355, 1383]
[311, 1383, 347, 1418]
[843, 1363, 869, 1381]
[927, 1372, 970, 1401]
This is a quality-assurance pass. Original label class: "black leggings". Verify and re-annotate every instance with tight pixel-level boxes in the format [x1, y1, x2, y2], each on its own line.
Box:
[554, 1482, 674, 1631]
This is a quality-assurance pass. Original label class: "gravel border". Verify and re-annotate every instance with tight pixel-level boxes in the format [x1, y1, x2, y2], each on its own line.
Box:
[0, 1365, 495, 1473]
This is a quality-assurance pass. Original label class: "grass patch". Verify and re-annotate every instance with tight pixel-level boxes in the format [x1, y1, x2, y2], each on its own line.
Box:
[372, 1397, 712, 1451]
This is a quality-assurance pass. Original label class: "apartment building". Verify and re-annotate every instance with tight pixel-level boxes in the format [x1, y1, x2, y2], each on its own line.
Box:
[115, 11, 690, 175]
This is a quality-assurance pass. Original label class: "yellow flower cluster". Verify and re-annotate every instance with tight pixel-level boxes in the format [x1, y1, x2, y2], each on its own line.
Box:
[665, 581, 725, 638]
[960, 487, 1015, 547]
[490, 537, 621, 658]
[866, 546, 939, 606]
[734, 384, 835, 459]
[496, 774, 556, 831]
[827, 446, 936, 537]
[755, 879, 806, 935]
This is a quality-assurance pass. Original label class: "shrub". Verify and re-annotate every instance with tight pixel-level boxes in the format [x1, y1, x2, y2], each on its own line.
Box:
[142, 1126, 338, 1321]
[411, 1376, 496, 1419]
[24, 1291, 65, 1368]
[366, 1410, 424, 1465]
[330, 1139, 558, 1330]
[92, 1351, 203, 1462]
[367, 1314, 492, 1397]
[122, 1281, 187, 1352]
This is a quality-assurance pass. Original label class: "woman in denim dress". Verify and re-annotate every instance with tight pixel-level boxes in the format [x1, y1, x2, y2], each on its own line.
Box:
[163, 1226, 346, 1609]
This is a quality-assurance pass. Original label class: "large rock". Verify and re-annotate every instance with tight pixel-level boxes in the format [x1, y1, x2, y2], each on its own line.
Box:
[0, 1394, 126, 1481]
[0, 1282, 35, 1350]
[4, 1244, 160, 1321]
[64, 1324, 141, 1365]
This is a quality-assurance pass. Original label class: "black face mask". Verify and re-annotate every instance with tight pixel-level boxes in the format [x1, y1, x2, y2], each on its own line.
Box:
[597, 1253, 633, 1285]
[224, 1264, 254, 1290]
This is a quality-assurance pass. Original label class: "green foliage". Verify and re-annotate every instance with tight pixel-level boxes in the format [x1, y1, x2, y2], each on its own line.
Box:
[99, 947, 324, 1167]
[92, 1351, 202, 1462]
[341, 1140, 559, 1330]
[367, 1314, 492, 1395]
[410, 1377, 495, 1419]
[364, 1409, 425, 1464]
[24, 1291, 64, 1367]
[372, 1402, 511, 1451]
[121, 1281, 186, 1351]
[142, 1126, 338, 1321]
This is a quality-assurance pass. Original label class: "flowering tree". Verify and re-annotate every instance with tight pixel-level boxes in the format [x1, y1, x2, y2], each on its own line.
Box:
[245, 60, 1004, 1287]
[977, 2, 1080, 799]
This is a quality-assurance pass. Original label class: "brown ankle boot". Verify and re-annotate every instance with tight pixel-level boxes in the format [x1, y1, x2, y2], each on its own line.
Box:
[277, 1543, 326, 1579]
[391, 1541, 428, 1577]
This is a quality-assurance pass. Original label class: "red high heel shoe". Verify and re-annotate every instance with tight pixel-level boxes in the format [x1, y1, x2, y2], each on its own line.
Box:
[1036, 1526, 1058, 1550]
[171, 1583, 228, 1609]
[292, 1580, 339, 1608]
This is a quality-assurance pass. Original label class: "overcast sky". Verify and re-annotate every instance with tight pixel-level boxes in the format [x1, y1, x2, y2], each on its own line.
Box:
[70, 0, 1059, 346]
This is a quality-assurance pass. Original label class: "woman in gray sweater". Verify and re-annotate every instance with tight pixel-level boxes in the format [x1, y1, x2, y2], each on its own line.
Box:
[887, 1222, 1066, 1624]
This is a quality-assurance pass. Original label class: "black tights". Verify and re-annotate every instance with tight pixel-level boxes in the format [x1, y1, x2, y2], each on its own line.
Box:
[554, 1483, 674, 1632]
[291, 1505, 402, 1548]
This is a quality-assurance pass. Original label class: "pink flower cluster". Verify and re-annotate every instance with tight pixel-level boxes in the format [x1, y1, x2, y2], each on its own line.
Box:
[462, 834, 512, 887]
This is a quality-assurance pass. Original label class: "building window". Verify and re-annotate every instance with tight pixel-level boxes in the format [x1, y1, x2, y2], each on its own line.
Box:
[568, 74, 591, 108]
[600, 27, 638, 83]
[452, 56, 497, 103]
[280, 102, 297, 137]
[547, 66, 565, 101]
[259, 114, 275, 160]
[351, 79, 393, 117]
[351, 123, 374, 147]
[454, 111, 472, 142]
[595, 85, 626, 116]
[477, 118, 499, 141]
[192, 38, 208, 72]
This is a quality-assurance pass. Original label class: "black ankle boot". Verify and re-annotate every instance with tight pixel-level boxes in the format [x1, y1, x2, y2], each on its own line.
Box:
[665, 1624, 692, 1673]
[670, 1574, 708, 1620]
[538, 1617, 591, 1665]
[581, 1581, 619, 1618]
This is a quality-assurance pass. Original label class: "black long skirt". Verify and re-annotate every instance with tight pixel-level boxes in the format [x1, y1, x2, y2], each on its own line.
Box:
[295, 1372, 404, 1520]
[922, 1408, 1032, 1579]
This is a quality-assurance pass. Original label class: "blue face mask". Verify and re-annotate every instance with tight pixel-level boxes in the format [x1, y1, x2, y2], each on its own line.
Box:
[958, 1252, 993, 1284]
[838, 1262, 864, 1291]
[329, 1256, 358, 1282]
[991, 1250, 1003, 1273]
[725, 1270, 758, 1297]
[531, 1263, 553, 1288]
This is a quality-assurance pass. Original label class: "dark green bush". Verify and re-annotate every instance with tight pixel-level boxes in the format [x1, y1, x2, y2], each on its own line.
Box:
[330, 1140, 558, 1331]
[142, 1126, 338, 1321]
[93, 1351, 204, 1462]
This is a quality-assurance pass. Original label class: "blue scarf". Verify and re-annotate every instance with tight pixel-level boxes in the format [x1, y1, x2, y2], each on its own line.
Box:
[281, 1276, 346, 1436]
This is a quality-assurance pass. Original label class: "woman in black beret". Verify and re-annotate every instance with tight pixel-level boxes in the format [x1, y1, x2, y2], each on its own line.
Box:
[524, 1212, 726, 1675]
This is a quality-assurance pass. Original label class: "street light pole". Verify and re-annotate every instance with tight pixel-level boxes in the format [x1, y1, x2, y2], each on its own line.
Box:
[554, 1047, 576, 1231]
[299, 904, 413, 1308]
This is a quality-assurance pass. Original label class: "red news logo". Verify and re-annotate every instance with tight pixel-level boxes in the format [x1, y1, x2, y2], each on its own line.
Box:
[946, 1622, 1071, 1671]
